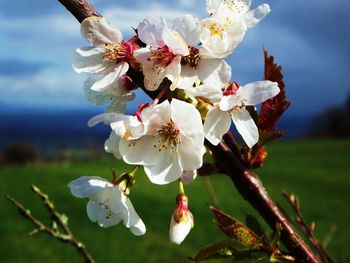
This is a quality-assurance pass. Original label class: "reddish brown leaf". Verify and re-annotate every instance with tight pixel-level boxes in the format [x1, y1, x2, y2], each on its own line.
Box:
[258, 48, 291, 132]
[242, 49, 290, 168]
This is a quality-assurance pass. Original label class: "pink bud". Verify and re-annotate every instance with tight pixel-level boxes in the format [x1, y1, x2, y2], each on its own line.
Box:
[169, 194, 194, 245]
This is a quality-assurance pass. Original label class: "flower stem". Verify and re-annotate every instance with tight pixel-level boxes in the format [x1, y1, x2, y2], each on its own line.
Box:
[179, 180, 185, 195]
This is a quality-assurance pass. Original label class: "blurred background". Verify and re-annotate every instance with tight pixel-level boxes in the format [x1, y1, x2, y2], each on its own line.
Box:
[0, 0, 349, 262]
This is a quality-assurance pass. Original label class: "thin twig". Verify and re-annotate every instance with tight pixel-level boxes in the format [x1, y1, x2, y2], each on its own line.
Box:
[282, 192, 335, 263]
[6, 186, 95, 263]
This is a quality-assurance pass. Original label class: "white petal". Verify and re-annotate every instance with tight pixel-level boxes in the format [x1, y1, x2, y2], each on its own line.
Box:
[119, 135, 163, 166]
[204, 107, 231, 145]
[197, 59, 231, 89]
[137, 16, 167, 47]
[134, 48, 177, 91]
[86, 200, 122, 228]
[178, 134, 204, 171]
[173, 14, 201, 46]
[238, 81, 279, 105]
[90, 62, 129, 92]
[206, 0, 222, 14]
[129, 219, 147, 236]
[181, 170, 197, 185]
[81, 17, 123, 47]
[184, 84, 223, 104]
[108, 188, 127, 215]
[88, 113, 127, 127]
[68, 176, 112, 198]
[105, 131, 122, 159]
[120, 116, 145, 139]
[231, 108, 258, 148]
[212, 0, 251, 15]
[163, 30, 189, 56]
[140, 100, 171, 134]
[166, 56, 182, 90]
[170, 99, 203, 136]
[119, 196, 146, 236]
[231, 0, 251, 14]
[169, 214, 192, 245]
[219, 94, 238, 111]
[199, 18, 246, 59]
[243, 3, 271, 29]
[144, 153, 183, 185]
[73, 47, 114, 74]
[86, 200, 103, 222]
[110, 120, 127, 138]
[176, 65, 198, 90]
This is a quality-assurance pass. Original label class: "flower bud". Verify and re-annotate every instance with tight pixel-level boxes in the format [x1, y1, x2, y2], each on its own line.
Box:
[169, 194, 194, 245]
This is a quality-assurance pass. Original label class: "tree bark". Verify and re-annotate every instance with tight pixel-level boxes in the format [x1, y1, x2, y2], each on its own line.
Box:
[56, 0, 320, 261]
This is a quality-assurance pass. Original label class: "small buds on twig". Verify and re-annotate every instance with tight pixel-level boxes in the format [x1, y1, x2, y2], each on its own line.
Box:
[6, 185, 95, 263]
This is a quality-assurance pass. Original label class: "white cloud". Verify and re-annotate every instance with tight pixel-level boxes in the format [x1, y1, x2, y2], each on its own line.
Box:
[0, 69, 87, 108]
[102, 3, 205, 36]
[0, 14, 83, 63]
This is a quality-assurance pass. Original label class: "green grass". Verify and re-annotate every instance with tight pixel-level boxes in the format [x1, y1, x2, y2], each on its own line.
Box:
[0, 139, 349, 262]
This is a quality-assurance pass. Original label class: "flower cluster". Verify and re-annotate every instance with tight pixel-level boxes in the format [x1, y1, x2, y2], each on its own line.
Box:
[69, 0, 278, 244]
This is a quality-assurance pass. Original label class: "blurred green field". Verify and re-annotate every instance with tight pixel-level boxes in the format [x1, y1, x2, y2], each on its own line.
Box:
[1, 139, 349, 262]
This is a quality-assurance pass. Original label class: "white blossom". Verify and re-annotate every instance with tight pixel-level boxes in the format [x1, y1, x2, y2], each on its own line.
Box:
[200, 0, 271, 58]
[204, 81, 279, 148]
[134, 16, 189, 91]
[68, 176, 146, 235]
[73, 17, 135, 111]
[119, 99, 204, 185]
[172, 15, 231, 103]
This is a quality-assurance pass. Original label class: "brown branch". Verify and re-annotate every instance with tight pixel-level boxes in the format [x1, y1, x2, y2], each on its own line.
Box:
[55, 0, 320, 262]
[206, 140, 319, 262]
[58, 0, 100, 23]
[6, 185, 95, 263]
[282, 192, 335, 263]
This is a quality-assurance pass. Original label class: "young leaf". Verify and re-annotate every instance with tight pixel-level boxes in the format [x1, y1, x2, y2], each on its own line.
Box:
[242, 49, 290, 169]
[189, 240, 273, 262]
[258, 48, 290, 133]
[188, 240, 246, 262]
[210, 206, 262, 247]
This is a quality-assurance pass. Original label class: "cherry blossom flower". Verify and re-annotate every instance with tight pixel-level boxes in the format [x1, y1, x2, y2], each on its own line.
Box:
[204, 81, 279, 148]
[200, 0, 271, 58]
[169, 193, 194, 245]
[68, 176, 146, 235]
[73, 16, 135, 101]
[171, 14, 231, 103]
[134, 16, 189, 91]
[119, 99, 204, 185]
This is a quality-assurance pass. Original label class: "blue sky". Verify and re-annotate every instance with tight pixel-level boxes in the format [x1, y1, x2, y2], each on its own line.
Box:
[0, 0, 349, 117]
